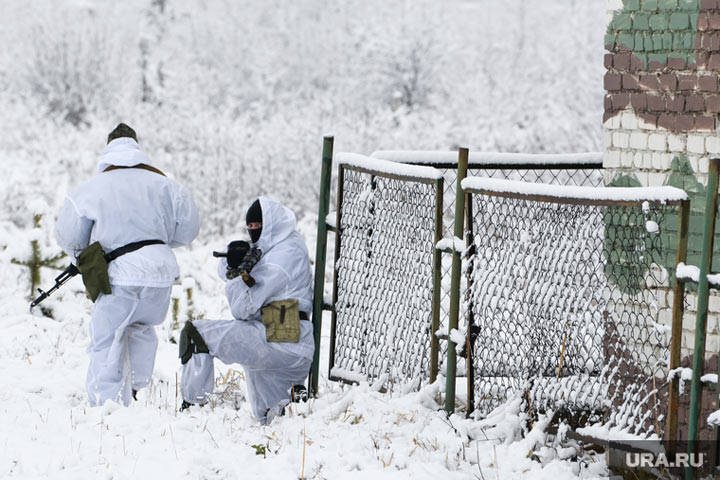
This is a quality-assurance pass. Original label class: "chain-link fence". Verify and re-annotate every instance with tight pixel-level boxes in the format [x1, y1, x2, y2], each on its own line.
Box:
[370, 151, 603, 382]
[463, 181, 686, 438]
[329, 159, 443, 391]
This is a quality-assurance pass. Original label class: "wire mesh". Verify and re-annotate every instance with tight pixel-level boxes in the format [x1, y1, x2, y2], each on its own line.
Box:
[330, 166, 439, 391]
[434, 167, 604, 378]
[465, 192, 677, 438]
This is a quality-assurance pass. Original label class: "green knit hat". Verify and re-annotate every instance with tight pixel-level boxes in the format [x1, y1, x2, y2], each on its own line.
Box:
[107, 123, 138, 144]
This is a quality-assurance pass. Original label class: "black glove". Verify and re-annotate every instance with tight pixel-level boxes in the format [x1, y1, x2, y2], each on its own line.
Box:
[226, 240, 250, 269]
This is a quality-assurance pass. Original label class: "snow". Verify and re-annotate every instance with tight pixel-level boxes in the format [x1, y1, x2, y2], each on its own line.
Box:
[708, 272, 720, 287]
[372, 150, 603, 166]
[461, 177, 688, 203]
[701, 374, 718, 384]
[325, 212, 337, 230]
[435, 237, 465, 253]
[676, 263, 700, 283]
[337, 152, 444, 181]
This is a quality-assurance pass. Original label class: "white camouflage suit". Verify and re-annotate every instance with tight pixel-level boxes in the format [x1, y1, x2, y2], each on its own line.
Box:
[181, 197, 315, 423]
[55, 137, 200, 406]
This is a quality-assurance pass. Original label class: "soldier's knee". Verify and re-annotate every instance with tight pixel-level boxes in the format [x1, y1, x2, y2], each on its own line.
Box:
[178, 321, 210, 365]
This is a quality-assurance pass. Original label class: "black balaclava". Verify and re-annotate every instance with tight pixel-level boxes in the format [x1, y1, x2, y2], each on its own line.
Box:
[246, 199, 263, 243]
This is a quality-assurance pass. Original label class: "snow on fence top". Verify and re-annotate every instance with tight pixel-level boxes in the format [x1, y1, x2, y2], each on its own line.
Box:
[461, 176, 688, 204]
[371, 150, 603, 167]
[337, 152, 443, 181]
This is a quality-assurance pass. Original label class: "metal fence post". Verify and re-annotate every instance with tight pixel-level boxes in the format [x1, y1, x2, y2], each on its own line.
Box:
[667, 199, 689, 448]
[445, 147, 469, 414]
[686, 158, 720, 480]
[309, 135, 334, 397]
[430, 177, 444, 384]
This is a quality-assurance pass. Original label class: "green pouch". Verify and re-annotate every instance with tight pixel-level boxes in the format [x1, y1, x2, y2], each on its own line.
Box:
[261, 299, 301, 343]
[76, 242, 112, 302]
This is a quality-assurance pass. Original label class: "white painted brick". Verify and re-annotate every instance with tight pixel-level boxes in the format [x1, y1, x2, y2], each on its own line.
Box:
[689, 155, 700, 173]
[604, 131, 613, 149]
[668, 134, 686, 152]
[621, 151, 634, 168]
[604, 150, 621, 168]
[648, 172, 666, 186]
[709, 295, 720, 314]
[683, 312, 696, 330]
[643, 152, 653, 169]
[630, 132, 648, 149]
[706, 333, 720, 353]
[606, 0, 623, 11]
[621, 112, 638, 130]
[613, 132, 629, 149]
[708, 313, 720, 335]
[682, 330, 695, 350]
[707, 136, 720, 154]
[659, 308, 673, 326]
[699, 157, 710, 174]
[604, 115, 621, 130]
[648, 133, 667, 151]
[634, 152, 644, 168]
[651, 153, 673, 171]
[688, 135, 706, 154]
[698, 173, 709, 187]
[636, 171, 649, 185]
[602, 170, 614, 185]
[687, 292, 698, 312]
[662, 153, 675, 170]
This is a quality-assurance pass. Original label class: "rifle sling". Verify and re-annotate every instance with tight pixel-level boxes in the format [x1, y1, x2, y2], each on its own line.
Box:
[103, 164, 166, 176]
[105, 240, 165, 263]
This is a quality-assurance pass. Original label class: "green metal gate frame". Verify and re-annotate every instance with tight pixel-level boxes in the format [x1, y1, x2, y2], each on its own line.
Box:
[310, 137, 445, 393]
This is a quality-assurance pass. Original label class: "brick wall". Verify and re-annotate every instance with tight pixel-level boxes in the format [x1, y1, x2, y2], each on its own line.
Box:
[605, 0, 720, 442]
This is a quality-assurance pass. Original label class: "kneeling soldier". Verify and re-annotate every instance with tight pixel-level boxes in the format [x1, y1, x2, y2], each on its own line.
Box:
[180, 197, 314, 423]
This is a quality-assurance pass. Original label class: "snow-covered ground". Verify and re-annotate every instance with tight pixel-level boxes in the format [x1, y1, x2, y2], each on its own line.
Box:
[0, 218, 608, 479]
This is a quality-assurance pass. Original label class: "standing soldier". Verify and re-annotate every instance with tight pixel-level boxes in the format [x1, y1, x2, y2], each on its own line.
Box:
[54, 123, 200, 406]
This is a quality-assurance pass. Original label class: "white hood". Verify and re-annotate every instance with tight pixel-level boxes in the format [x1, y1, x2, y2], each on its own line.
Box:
[97, 138, 152, 173]
[253, 197, 297, 253]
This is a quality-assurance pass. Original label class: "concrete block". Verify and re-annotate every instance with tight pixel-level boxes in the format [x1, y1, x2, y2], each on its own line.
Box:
[688, 135, 706, 154]
[648, 133, 668, 151]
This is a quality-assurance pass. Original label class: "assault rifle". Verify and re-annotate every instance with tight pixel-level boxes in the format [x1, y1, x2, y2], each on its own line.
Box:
[30, 263, 79, 310]
[213, 246, 262, 287]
